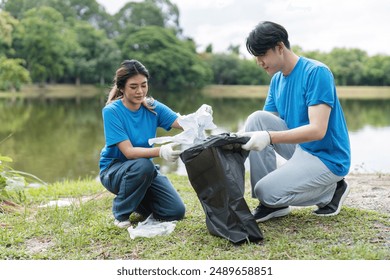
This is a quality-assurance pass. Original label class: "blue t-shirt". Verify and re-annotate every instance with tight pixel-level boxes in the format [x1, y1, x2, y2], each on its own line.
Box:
[264, 57, 351, 176]
[99, 99, 178, 172]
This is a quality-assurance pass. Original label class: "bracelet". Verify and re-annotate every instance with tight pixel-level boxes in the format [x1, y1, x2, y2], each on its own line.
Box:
[266, 130, 273, 145]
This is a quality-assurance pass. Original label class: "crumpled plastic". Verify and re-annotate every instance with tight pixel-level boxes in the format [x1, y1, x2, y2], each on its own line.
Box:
[148, 104, 217, 146]
[127, 214, 177, 239]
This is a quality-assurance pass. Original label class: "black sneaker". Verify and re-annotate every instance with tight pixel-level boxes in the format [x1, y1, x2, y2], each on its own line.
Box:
[313, 179, 350, 216]
[252, 203, 290, 222]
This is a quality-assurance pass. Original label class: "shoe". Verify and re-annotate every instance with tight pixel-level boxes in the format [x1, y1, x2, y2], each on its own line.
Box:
[313, 179, 350, 216]
[114, 219, 131, 228]
[252, 203, 290, 222]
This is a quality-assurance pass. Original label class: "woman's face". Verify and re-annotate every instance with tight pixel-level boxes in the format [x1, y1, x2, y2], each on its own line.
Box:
[121, 74, 148, 109]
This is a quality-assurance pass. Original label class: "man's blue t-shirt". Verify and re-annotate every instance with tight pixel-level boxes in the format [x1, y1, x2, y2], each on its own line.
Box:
[263, 57, 351, 176]
[99, 99, 178, 172]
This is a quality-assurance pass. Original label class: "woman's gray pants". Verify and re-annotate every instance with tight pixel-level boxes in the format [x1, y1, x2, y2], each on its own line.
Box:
[244, 111, 343, 208]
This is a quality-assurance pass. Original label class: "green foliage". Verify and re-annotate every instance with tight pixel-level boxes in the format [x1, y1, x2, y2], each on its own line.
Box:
[1, 0, 390, 92]
[13, 6, 74, 85]
[0, 135, 47, 206]
[204, 53, 270, 85]
[0, 57, 31, 91]
[122, 26, 212, 91]
[0, 10, 18, 52]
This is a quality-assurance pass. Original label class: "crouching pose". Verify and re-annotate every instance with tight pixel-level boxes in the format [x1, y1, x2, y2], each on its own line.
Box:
[239, 21, 351, 222]
[99, 59, 185, 228]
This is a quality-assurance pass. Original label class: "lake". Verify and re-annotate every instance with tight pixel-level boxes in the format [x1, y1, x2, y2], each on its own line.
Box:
[0, 95, 389, 183]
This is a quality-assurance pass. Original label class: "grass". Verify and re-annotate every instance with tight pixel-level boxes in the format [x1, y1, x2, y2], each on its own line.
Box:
[1, 174, 389, 260]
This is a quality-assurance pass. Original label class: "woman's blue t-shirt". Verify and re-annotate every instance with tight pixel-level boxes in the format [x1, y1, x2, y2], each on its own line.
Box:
[264, 57, 351, 176]
[99, 99, 177, 172]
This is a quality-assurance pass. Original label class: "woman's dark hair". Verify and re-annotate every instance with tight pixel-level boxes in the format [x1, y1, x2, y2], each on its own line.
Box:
[106, 59, 155, 110]
[246, 21, 290, 56]
[114, 59, 150, 90]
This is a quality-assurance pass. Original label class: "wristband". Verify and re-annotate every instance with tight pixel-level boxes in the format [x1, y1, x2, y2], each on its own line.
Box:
[266, 130, 273, 145]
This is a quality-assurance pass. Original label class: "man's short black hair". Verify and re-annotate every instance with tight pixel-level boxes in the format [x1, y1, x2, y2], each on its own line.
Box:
[246, 21, 291, 56]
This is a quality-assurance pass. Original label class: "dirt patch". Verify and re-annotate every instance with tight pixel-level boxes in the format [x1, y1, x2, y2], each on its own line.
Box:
[25, 238, 55, 254]
[344, 173, 390, 214]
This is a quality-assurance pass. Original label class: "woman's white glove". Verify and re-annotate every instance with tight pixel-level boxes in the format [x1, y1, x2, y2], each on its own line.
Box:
[159, 143, 181, 162]
[238, 131, 271, 151]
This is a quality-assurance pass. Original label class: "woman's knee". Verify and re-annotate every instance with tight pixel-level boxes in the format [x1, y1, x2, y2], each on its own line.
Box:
[126, 158, 155, 178]
[172, 203, 186, 220]
[157, 201, 186, 221]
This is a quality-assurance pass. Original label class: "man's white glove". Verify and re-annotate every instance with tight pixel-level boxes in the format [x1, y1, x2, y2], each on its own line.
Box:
[159, 143, 181, 162]
[238, 131, 271, 151]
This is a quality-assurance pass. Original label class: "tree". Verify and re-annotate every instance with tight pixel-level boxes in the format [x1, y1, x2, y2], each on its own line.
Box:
[0, 11, 18, 56]
[227, 44, 240, 56]
[236, 58, 270, 85]
[205, 44, 213, 54]
[115, 0, 180, 32]
[0, 57, 31, 91]
[122, 26, 211, 91]
[363, 55, 390, 86]
[324, 48, 368, 86]
[13, 6, 74, 85]
[65, 20, 120, 85]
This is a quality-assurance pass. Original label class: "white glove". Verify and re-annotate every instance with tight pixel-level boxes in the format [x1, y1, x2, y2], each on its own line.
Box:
[238, 131, 271, 151]
[159, 143, 181, 162]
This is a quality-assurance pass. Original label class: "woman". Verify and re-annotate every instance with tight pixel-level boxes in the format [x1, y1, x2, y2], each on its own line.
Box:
[99, 59, 186, 228]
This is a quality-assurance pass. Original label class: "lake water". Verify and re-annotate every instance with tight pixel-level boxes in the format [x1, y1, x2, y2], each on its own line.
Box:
[0, 96, 389, 183]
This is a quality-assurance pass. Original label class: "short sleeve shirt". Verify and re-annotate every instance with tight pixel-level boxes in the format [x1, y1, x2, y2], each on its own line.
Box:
[264, 57, 351, 176]
[99, 99, 177, 172]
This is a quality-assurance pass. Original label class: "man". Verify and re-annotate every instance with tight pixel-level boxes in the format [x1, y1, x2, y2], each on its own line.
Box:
[239, 21, 351, 222]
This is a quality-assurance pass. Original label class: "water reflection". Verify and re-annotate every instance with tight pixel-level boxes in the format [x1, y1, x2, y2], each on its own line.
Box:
[349, 126, 390, 173]
[0, 97, 389, 183]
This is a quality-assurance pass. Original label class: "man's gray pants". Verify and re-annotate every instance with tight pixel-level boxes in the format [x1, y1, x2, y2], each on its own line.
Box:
[245, 111, 343, 208]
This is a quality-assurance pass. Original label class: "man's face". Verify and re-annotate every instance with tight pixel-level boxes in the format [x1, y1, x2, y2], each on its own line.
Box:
[255, 45, 284, 76]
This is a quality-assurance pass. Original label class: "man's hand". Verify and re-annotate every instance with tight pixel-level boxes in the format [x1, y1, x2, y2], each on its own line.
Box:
[238, 131, 271, 151]
[159, 143, 181, 162]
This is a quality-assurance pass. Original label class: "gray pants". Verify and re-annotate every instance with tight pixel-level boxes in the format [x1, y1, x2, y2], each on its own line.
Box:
[245, 111, 343, 208]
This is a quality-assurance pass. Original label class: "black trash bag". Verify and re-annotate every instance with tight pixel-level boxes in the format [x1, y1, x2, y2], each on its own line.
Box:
[180, 133, 263, 244]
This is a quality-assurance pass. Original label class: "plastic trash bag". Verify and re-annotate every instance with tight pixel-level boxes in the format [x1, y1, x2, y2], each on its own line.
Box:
[148, 104, 216, 146]
[180, 133, 263, 244]
[127, 214, 177, 239]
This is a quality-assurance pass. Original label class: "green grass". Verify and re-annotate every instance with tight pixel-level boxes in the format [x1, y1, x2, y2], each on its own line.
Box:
[1, 174, 389, 260]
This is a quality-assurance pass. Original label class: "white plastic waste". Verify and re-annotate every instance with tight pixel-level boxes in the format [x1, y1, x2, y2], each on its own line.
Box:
[148, 104, 217, 146]
[127, 214, 177, 239]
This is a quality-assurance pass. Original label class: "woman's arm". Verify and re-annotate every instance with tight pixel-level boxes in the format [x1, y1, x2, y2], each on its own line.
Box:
[170, 117, 182, 129]
[117, 140, 160, 159]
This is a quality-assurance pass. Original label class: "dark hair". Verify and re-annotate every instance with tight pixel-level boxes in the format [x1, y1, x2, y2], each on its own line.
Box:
[114, 59, 150, 90]
[246, 21, 290, 56]
[106, 60, 154, 110]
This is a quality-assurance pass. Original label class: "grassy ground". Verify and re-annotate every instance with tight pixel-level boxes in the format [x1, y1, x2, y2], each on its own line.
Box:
[1, 174, 389, 260]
